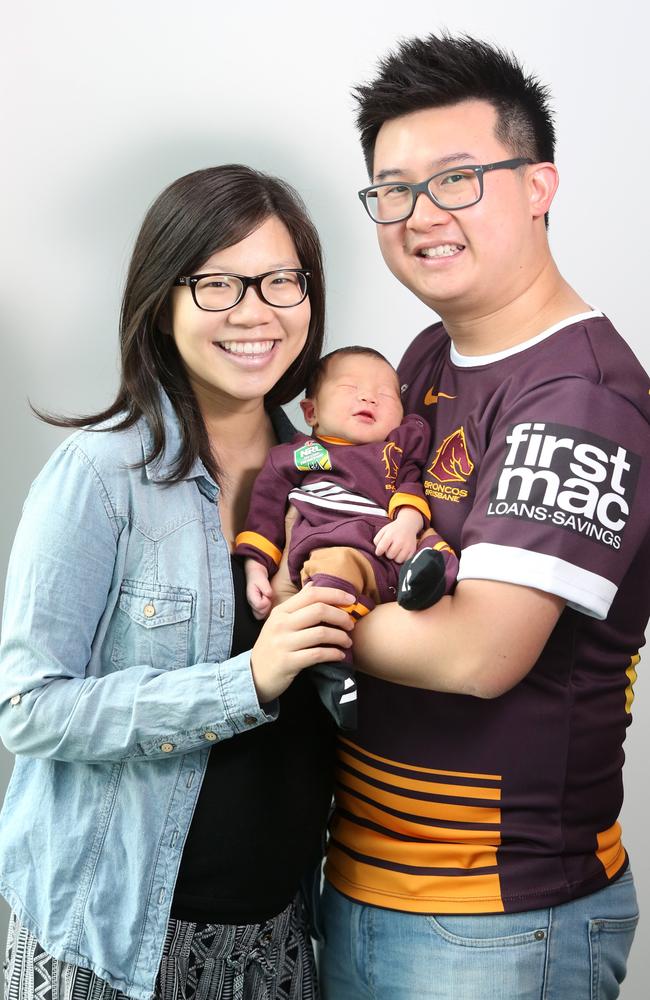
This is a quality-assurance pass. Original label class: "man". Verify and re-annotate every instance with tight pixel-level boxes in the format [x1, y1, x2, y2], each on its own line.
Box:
[318, 34, 648, 1000]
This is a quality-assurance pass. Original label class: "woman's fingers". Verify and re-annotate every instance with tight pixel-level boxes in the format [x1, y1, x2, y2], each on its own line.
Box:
[281, 584, 355, 613]
[289, 643, 351, 668]
[287, 600, 355, 634]
[250, 584, 357, 703]
[286, 622, 353, 652]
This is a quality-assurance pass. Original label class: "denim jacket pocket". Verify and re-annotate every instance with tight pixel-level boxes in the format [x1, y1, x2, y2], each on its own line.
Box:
[110, 580, 194, 671]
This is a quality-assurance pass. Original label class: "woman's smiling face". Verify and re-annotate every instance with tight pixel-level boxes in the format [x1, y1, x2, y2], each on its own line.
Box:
[170, 215, 311, 410]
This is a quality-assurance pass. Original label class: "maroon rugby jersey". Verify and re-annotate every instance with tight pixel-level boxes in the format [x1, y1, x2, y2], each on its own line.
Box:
[325, 311, 650, 913]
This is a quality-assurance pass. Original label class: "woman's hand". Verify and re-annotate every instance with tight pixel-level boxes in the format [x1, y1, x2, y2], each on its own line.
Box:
[250, 585, 355, 704]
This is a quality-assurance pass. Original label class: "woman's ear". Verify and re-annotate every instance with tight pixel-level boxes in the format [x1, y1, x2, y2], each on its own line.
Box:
[300, 398, 318, 428]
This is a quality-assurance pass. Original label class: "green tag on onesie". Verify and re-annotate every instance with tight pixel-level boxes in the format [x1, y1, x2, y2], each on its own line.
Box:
[294, 440, 332, 472]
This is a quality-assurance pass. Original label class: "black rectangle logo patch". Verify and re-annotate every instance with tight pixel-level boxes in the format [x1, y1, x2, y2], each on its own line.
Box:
[487, 422, 640, 549]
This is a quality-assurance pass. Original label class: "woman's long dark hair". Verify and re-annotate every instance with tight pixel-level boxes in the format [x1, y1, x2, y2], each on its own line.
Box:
[38, 165, 326, 482]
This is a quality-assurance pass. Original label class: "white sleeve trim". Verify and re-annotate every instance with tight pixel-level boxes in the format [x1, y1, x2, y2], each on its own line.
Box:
[457, 542, 616, 620]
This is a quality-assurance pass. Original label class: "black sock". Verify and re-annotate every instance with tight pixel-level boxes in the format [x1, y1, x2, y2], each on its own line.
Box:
[397, 548, 447, 611]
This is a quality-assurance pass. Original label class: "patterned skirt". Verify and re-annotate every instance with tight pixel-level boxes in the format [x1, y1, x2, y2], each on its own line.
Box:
[3, 900, 318, 1000]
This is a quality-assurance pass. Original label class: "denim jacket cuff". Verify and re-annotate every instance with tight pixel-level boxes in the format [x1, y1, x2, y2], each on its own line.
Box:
[136, 655, 279, 757]
[215, 650, 279, 732]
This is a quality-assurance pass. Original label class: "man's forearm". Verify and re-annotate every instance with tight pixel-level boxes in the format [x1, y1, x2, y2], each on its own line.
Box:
[353, 579, 565, 698]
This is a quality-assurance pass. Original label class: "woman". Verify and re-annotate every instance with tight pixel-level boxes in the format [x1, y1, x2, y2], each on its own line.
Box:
[0, 165, 354, 1000]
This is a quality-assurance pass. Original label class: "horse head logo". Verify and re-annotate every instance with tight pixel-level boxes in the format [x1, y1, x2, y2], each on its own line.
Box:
[382, 441, 403, 482]
[428, 427, 474, 483]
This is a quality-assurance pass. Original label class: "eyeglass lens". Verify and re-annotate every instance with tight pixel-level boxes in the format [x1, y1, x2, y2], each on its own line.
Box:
[194, 271, 307, 310]
[366, 168, 481, 222]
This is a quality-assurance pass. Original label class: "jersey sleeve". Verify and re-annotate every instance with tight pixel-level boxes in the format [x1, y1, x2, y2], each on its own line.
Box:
[386, 414, 432, 526]
[234, 442, 302, 577]
[457, 377, 650, 619]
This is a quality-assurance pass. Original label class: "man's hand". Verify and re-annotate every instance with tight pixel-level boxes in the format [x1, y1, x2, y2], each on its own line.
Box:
[373, 507, 424, 562]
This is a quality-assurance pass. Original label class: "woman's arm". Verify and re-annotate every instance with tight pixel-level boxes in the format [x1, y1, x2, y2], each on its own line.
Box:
[0, 442, 353, 762]
[353, 578, 565, 698]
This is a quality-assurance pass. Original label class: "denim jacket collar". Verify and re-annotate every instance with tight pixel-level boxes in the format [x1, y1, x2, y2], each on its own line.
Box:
[137, 390, 206, 485]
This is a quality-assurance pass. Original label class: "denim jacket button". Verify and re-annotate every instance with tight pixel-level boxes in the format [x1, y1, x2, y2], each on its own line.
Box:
[143, 603, 156, 618]
[203, 731, 218, 741]
[244, 715, 257, 726]
[160, 742, 175, 753]
[9, 694, 21, 706]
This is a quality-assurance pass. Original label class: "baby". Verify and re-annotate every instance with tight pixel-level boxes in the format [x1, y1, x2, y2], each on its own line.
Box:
[235, 346, 458, 728]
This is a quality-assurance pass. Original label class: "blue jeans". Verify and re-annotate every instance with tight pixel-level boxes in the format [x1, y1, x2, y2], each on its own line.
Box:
[319, 870, 639, 999]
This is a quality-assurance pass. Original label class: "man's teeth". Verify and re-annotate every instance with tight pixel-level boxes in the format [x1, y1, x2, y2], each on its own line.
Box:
[220, 340, 274, 355]
[419, 244, 463, 257]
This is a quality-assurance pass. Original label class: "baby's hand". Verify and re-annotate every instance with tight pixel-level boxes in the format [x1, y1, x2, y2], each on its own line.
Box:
[373, 507, 423, 563]
[244, 560, 274, 620]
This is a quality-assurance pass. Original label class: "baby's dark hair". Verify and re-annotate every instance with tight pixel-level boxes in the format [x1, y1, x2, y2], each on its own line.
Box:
[353, 33, 555, 178]
[305, 346, 396, 399]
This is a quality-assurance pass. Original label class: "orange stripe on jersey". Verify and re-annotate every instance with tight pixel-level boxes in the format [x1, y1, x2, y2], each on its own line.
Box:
[332, 738, 503, 911]
[318, 434, 353, 446]
[332, 816, 499, 871]
[596, 822, 627, 879]
[335, 789, 501, 845]
[433, 539, 455, 555]
[338, 769, 501, 826]
[339, 737, 502, 783]
[625, 653, 639, 714]
[340, 602, 371, 619]
[325, 846, 505, 913]
[338, 748, 501, 801]
[234, 531, 282, 566]
[388, 492, 431, 524]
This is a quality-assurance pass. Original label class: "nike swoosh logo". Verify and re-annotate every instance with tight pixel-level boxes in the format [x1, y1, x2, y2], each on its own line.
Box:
[424, 388, 457, 405]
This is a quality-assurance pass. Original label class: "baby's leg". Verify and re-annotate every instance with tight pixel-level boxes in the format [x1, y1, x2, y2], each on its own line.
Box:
[300, 547, 381, 731]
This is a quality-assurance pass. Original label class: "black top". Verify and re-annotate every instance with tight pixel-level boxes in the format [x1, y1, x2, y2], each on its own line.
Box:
[171, 554, 335, 924]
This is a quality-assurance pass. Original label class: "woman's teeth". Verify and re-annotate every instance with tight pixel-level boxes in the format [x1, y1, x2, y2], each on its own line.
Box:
[219, 340, 274, 355]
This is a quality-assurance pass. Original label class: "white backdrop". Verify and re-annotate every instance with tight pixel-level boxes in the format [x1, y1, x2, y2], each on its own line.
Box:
[1, 1, 648, 996]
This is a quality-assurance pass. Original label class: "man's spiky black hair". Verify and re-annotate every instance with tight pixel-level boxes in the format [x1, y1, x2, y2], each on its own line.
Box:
[353, 33, 555, 177]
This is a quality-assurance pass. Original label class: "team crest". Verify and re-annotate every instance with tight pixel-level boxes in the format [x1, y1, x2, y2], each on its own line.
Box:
[294, 440, 332, 472]
[428, 427, 474, 483]
[382, 440, 403, 484]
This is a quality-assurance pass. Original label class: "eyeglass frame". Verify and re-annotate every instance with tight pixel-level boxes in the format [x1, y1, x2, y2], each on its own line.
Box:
[358, 157, 534, 223]
[173, 268, 312, 311]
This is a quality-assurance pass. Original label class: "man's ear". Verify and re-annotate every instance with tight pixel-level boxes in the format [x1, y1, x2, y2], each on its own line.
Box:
[527, 162, 559, 219]
[300, 398, 318, 428]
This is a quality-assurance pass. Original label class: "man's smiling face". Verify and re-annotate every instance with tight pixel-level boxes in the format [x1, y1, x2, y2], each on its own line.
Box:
[373, 100, 539, 320]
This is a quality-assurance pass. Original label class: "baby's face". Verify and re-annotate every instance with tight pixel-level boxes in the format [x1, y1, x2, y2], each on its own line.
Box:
[303, 354, 404, 444]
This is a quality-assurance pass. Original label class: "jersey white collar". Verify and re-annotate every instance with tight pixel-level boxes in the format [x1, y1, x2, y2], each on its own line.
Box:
[449, 310, 604, 368]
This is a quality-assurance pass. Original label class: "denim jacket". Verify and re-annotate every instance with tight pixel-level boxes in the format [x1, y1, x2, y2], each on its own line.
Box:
[0, 391, 295, 1000]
